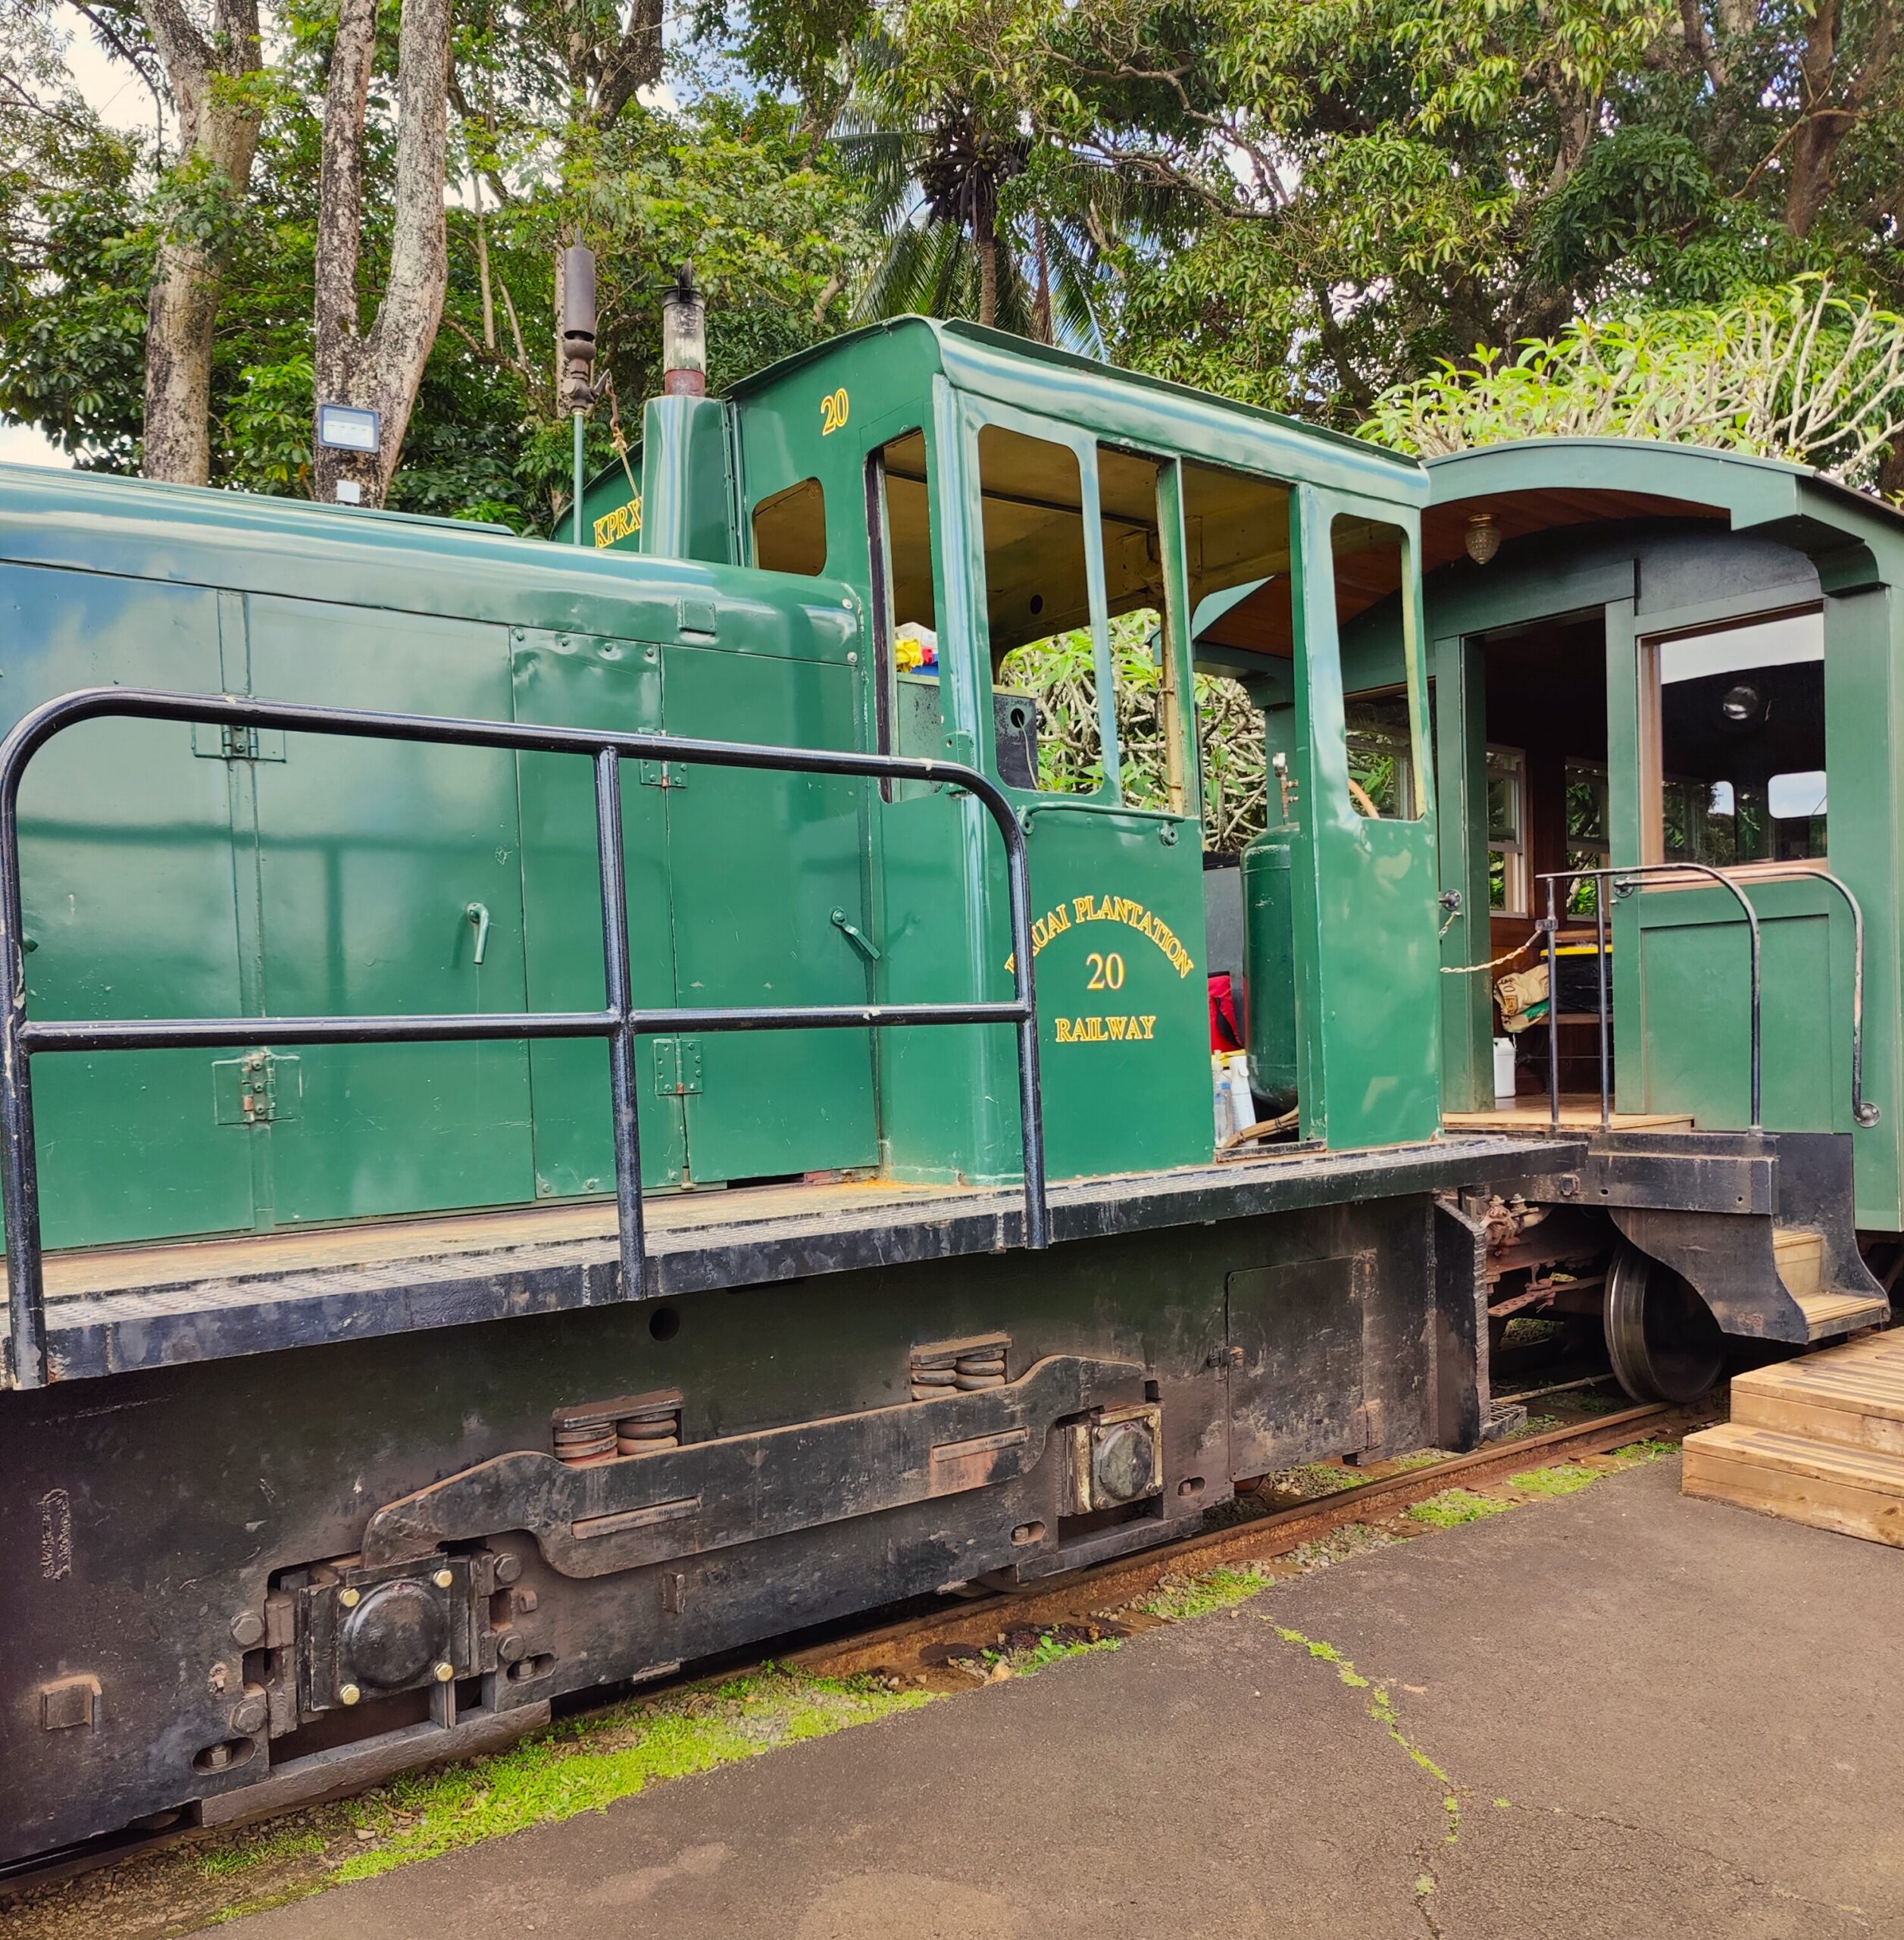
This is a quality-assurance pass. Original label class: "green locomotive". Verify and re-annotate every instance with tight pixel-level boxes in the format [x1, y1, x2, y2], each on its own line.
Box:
[0, 316, 1888, 1870]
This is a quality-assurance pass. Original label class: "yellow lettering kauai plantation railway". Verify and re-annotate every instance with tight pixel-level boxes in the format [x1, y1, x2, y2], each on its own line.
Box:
[1005, 890, 1197, 980]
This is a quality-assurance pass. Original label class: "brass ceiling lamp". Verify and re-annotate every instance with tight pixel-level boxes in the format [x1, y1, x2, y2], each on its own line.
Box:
[1465, 511, 1501, 565]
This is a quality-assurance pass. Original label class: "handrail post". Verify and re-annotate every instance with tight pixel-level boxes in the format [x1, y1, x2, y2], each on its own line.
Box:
[1784, 865, 1880, 1128]
[1593, 883, 1610, 1131]
[1545, 876, 1560, 1131]
[0, 751, 45, 1388]
[1551, 873, 1566, 1133]
[1568, 862, 1761, 1133]
[593, 746, 646, 1297]
[996, 796, 1046, 1248]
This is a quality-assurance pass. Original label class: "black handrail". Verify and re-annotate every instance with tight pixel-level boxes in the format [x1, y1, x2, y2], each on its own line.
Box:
[1536, 860, 1881, 1134]
[1537, 862, 1762, 1131]
[0, 687, 1049, 1390]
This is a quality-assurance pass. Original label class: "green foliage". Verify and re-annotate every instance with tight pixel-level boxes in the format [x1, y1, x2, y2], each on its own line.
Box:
[1363, 279, 1904, 489]
[1143, 1563, 1274, 1620]
[1506, 1463, 1600, 1497]
[998, 612, 1269, 849]
[333, 1666, 930, 1883]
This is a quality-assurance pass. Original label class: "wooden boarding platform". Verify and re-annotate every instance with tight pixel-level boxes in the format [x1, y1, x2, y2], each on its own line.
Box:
[1443, 1094, 1695, 1133]
[1683, 1332, 1904, 1547]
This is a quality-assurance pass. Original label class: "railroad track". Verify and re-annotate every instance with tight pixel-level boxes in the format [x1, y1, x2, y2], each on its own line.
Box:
[786, 1396, 1711, 1679]
[0, 1391, 1711, 1901]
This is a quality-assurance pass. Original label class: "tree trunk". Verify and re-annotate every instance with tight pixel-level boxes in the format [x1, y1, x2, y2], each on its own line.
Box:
[1786, 0, 1847, 237]
[1032, 218, 1053, 344]
[311, 0, 455, 507]
[977, 228, 999, 328]
[142, 236, 218, 481]
[133, 0, 263, 483]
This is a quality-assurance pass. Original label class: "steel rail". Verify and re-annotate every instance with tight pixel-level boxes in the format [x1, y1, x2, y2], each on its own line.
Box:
[0, 687, 1049, 1390]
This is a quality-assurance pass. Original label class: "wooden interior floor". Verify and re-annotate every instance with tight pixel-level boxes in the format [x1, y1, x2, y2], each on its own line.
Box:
[1443, 1093, 1694, 1133]
[40, 1175, 965, 1300]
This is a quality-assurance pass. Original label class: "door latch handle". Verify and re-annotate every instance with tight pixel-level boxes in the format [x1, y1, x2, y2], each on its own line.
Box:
[830, 908, 880, 962]
[466, 901, 491, 966]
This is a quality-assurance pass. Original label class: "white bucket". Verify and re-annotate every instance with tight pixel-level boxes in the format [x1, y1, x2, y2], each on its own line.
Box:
[1493, 1037, 1517, 1100]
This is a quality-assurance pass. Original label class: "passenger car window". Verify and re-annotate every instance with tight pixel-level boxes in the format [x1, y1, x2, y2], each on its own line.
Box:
[1644, 609, 1825, 865]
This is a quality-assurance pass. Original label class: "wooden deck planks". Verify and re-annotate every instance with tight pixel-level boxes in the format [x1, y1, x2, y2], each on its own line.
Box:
[1684, 1333, 1904, 1547]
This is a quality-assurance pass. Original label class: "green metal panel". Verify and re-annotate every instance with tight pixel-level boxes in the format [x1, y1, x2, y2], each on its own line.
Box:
[636, 396, 735, 564]
[659, 640, 879, 1181]
[0, 562, 255, 1247]
[1021, 807, 1211, 1180]
[510, 628, 686, 1195]
[1634, 884, 1843, 1128]
[1290, 488, 1443, 1150]
[242, 597, 536, 1224]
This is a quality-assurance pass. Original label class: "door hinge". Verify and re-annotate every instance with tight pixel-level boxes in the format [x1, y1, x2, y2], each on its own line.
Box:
[653, 1038, 702, 1097]
[639, 759, 688, 788]
[192, 724, 286, 762]
[214, 1051, 302, 1126]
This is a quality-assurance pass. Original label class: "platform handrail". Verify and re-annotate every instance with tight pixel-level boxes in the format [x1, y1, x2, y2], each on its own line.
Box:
[1536, 860, 1878, 1137]
[1537, 862, 1762, 1131]
[0, 687, 1049, 1391]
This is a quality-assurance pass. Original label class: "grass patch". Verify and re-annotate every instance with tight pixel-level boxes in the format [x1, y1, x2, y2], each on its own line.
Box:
[1143, 1563, 1274, 1622]
[194, 1825, 325, 1881]
[1385, 1450, 1446, 1473]
[986, 1629, 1119, 1676]
[325, 1666, 930, 1885]
[1506, 1463, 1599, 1497]
[1609, 1438, 1678, 1463]
[1407, 1488, 1512, 1529]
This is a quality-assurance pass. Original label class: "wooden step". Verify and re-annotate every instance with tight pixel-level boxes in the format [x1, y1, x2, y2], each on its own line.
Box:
[1792, 1288, 1892, 1340]
[1731, 1336, 1904, 1457]
[1683, 1419, 1904, 1548]
[1771, 1225, 1824, 1302]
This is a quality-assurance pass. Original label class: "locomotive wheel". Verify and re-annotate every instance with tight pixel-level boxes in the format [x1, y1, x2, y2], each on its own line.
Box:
[1603, 1241, 1725, 1403]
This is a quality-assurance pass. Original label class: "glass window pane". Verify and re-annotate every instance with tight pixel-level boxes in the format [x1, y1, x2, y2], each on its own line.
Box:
[1651, 610, 1825, 864]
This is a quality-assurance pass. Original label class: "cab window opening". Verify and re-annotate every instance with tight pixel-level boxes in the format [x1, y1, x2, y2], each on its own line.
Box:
[1642, 608, 1826, 867]
[1182, 459, 1293, 852]
[752, 476, 827, 576]
[1097, 445, 1182, 815]
[1196, 674, 1268, 856]
[1330, 517, 1424, 821]
[980, 424, 1103, 796]
[868, 430, 936, 770]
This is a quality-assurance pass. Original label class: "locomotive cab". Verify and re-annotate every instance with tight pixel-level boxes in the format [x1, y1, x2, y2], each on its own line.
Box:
[593, 318, 1449, 1175]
